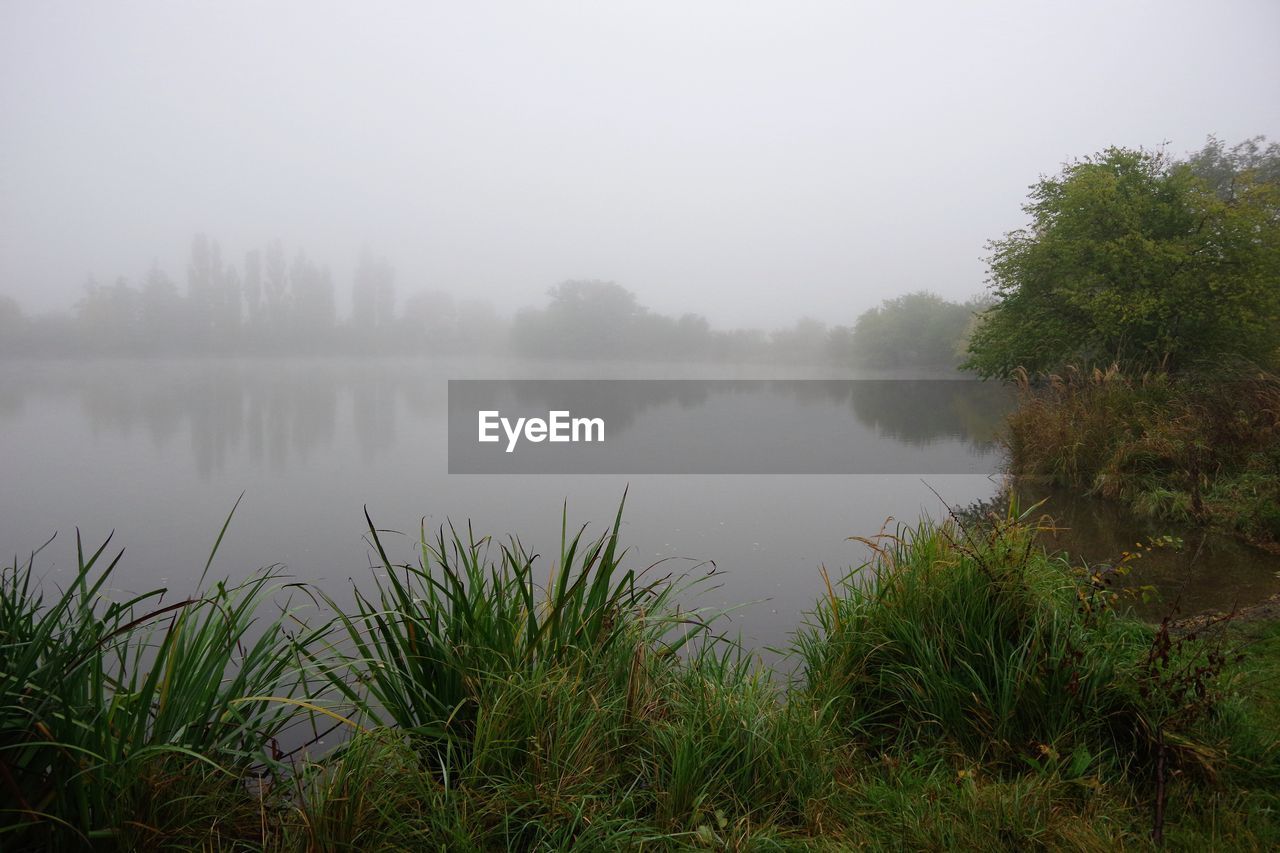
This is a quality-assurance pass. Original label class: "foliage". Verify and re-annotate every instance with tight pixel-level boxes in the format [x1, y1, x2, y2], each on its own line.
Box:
[1186, 135, 1280, 200]
[306, 495, 710, 747]
[797, 507, 1141, 763]
[1005, 368, 1280, 547]
[965, 139, 1280, 378]
[849, 290, 982, 369]
[3, 500, 1279, 848]
[0, 510, 319, 849]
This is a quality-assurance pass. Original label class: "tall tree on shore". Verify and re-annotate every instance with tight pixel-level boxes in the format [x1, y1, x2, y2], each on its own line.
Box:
[186, 234, 242, 346]
[243, 248, 263, 332]
[964, 139, 1280, 378]
[262, 240, 289, 332]
[76, 276, 139, 347]
[290, 250, 336, 336]
[139, 263, 185, 349]
[352, 249, 396, 330]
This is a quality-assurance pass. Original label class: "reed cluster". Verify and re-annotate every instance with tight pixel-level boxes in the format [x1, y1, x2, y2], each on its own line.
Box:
[1006, 366, 1280, 548]
[2, 496, 1277, 849]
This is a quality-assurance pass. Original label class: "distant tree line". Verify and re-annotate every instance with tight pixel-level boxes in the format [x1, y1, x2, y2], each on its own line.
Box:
[1, 240, 984, 369]
[508, 280, 982, 368]
[0, 236, 503, 357]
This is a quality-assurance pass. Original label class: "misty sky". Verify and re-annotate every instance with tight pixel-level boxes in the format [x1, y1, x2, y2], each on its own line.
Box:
[2, 0, 1278, 329]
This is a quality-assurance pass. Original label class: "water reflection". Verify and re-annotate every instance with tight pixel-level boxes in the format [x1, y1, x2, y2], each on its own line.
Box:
[1018, 484, 1280, 618]
[3, 360, 1274, 653]
[0, 358, 1010, 660]
[0, 361, 1010, 480]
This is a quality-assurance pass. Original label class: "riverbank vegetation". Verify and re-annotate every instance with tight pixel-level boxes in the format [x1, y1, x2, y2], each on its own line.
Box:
[1006, 368, 1280, 550]
[964, 136, 1280, 550]
[3, 500, 1277, 849]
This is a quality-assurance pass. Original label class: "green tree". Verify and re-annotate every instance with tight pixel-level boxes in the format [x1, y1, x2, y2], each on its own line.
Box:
[850, 291, 974, 369]
[1186, 135, 1280, 200]
[511, 280, 649, 357]
[964, 142, 1280, 378]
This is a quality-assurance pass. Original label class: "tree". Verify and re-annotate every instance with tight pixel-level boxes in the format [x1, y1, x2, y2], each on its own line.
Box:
[76, 276, 140, 348]
[850, 291, 974, 368]
[770, 317, 829, 364]
[290, 250, 336, 335]
[138, 263, 186, 350]
[0, 294, 24, 353]
[352, 249, 396, 330]
[243, 249, 263, 330]
[964, 141, 1280, 378]
[511, 280, 648, 357]
[401, 290, 458, 350]
[262, 240, 290, 332]
[1186, 135, 1280, 201]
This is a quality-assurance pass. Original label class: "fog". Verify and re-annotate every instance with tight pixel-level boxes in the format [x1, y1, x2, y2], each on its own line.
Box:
[3, 0, 1277, 331]
[4, 1, 1280, 688]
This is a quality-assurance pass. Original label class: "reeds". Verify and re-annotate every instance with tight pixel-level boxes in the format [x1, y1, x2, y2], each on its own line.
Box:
[796, 504, 1147, 764]
[305, 493, 711, 741]
[2, 495, 1276, 849]
[0, 509, 318, 848]
[1006, 366, 1280, 544]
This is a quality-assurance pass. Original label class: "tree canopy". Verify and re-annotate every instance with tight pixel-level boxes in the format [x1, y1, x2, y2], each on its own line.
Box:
[964, 138, 1280, 378]
[849, 291, 981, 369]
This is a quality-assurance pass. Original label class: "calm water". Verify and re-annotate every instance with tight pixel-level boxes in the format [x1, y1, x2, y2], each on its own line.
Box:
[2, 358, 1276, 657]
[1017, 484, 1280, 620]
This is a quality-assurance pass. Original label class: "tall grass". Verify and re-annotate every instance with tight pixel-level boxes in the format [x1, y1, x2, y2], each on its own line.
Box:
[1007, 366, 1280, 545]
[3, 495, 1277, 848]
[793, 496, 1276, 847]
[796, 503, 1148, 764]
[0, 505, 319, 849]
[303, 493, 713, 751]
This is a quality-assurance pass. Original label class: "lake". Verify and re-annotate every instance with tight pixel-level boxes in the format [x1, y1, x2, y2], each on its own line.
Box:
[2, 358, 1276, 659]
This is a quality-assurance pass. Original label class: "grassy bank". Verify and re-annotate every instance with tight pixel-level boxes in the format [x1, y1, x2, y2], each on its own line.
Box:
[3, 499, 1278, 850]
[1006, 367, 1280, 551]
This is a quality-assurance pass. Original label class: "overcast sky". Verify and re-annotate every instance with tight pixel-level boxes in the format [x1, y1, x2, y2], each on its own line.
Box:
[2, 0, 1277, 328]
